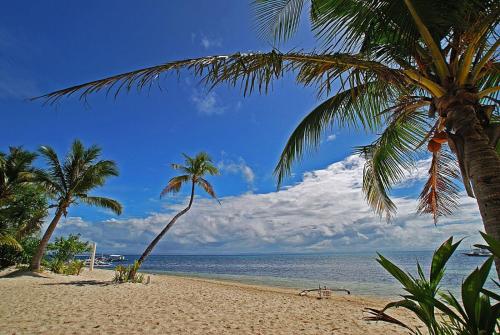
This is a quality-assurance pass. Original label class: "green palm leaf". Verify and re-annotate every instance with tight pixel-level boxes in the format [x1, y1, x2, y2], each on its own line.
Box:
[253, 0, 307, 42]
[35, 51, 406, 104]
[0, 232, 22, 251]
[78, 196, 122, 215]
[275, 80, 400, 186]
[355, 109, 429, 219]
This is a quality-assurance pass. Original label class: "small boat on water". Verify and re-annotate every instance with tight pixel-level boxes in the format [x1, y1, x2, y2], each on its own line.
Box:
[108, 254, 126, 262]
[77, 253, 127, 266]
[84, 258, 112, 267]
[463, 247, 492, 257]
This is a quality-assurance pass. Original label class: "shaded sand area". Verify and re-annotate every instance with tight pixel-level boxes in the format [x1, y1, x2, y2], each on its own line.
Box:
[0, 268, 420, 334]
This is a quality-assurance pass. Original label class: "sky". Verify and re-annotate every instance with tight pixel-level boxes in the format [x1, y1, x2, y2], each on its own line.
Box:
[1, 1, 484, 254]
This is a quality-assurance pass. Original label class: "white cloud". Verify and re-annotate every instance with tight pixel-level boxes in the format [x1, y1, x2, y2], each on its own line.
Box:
[200, 36, 222, 49]
[326, 134, 337, 142]
[53, 155, 484, 254]
[190, 33, 222, 49]
[218, 157, 255, 189]
[191, 90, 226, 115]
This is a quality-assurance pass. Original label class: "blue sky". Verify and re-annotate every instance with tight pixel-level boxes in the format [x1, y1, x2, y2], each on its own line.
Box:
[1, 1, 483, 254]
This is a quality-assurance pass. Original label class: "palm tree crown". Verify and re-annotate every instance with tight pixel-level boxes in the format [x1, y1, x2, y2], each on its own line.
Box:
[35, 0, 498, 224]
[0, 147, 37, 203]
[161, 152, 219, 200]
[36, 140, 122, 215]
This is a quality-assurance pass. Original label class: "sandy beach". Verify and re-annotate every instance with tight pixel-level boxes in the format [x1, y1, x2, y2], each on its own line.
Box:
[0, 268, 421, 335]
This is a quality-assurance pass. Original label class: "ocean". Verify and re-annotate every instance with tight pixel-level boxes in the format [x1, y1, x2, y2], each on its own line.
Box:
[104, 250, 495, 297]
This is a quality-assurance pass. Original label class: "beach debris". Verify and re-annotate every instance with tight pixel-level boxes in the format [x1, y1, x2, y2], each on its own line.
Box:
[146, 275, 151, 284]
[299, 285, 350, 299]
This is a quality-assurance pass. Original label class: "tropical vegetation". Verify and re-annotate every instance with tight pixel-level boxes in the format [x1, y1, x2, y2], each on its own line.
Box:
[113, 261, 144, 283]
[365, 233, 499, 335]
[45, 234, 90, 275]
[0, 147, 48, 268]
[0, 147, 41, 251]
[127, 152, 219, 279]
[36, 0, 500, 273]
[47, 234, 91, 263]
[30, 140, 122, 271]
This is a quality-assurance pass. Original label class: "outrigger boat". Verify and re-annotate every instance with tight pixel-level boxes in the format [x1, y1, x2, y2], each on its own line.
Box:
[462, 247, 491, 257]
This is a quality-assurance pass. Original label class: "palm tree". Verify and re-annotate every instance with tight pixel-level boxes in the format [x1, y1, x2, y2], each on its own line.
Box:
[37, 1, 499, 272]
[30, 140, 122, 271]
[128, 152, 219, 278]
[0, 147, 37, 203]
[0, 147, 38, 250]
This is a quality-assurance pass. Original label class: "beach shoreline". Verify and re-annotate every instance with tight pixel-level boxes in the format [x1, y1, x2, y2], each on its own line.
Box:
[0, 267, 420, 334]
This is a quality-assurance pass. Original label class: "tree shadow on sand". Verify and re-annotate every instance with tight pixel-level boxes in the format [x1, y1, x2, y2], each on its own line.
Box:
[41, 280, 113, 287]
[0, 269, 51, 279]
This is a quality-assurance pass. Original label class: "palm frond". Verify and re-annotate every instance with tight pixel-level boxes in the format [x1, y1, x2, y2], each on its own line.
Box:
[33, 169, 64, 197]
[78, 195, 122, 215]
[355, 109, 429, 219]
[417, 150, 460, 224]
[35, 51, 407, 103]
[253, 0, 307, 42]
[38, 146, 67, 193]
[72, 160, 119, 193]
[160, 175, 190, 197]
[275, 79, 403, 186]
[0, 232, 22, 251]
[196, 177, 219, 202]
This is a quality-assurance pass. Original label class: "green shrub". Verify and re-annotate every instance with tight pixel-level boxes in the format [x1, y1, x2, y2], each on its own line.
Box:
[48, 259, 85, 275]
[113, 261, 144, 283]
[65, 260, 85, 275]
[49, 259, 66, 274]
[47, 234, 90, 263]
[365, 234, 499, 335]
[0, 236, 41, 268]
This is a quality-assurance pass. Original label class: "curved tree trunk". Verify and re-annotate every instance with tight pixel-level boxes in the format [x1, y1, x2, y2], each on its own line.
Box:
[129, 181, 196, 279]
[445, 98, 500, 277]
[30, 206, 65, 271]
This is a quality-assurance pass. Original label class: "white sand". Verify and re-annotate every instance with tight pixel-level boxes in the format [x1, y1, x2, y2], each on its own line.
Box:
[0, 268, 421, 334]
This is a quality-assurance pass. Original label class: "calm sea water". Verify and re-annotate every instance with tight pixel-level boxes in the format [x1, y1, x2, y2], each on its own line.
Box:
[105, 251, 495, 297]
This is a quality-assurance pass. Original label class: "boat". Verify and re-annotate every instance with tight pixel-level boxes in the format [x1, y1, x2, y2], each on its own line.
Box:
[463, 247, 492, 257]
[108, 254, 126, 262]
[84, 257, 112, 267]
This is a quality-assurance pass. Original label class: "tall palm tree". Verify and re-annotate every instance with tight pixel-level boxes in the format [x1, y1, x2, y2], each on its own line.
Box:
[30, 140, 122, 271]
[128, 152, 219, 278]
[37, 1, 499, 271]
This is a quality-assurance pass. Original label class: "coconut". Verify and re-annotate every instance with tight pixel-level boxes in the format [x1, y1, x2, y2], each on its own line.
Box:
[427, 139, 441, 153]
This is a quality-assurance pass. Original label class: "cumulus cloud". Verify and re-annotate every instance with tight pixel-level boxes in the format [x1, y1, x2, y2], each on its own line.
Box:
[218, 157, 255, 189]
[53, 155, 483, 254]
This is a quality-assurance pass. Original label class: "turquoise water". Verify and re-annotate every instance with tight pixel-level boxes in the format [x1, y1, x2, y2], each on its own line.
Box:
[109, 251, 495, 297]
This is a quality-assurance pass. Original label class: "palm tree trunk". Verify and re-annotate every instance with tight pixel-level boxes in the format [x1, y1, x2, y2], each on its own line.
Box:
[30, 206, 64, 271]
[446, 101, 500, 277]
[129, 181, 196, 279]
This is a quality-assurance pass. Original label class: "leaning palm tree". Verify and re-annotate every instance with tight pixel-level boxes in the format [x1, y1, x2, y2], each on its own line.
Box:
[30, 140, 122, 271]
[37, 1, 499, 271]
[128, 152, 219, 278]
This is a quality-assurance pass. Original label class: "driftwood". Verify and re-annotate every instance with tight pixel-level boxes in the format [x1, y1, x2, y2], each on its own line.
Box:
[299, 285, 351, 299]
